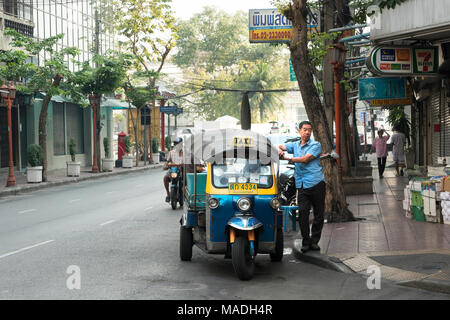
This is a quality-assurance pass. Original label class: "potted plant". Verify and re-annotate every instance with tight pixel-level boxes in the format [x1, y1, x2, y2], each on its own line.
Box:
[67, 138, 81, 177]
[405, 147, 415, 170]
[27, 144, 43, 183]
[122, 135, 134, 168]
[152, 137, 160, 164]
[102, 137, 114, 172]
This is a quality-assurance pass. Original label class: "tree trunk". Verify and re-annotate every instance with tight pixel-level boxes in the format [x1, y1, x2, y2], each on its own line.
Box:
[286, 0, 355, 222]
[39, 74, 63, 182]
[322, 0, 335, 139]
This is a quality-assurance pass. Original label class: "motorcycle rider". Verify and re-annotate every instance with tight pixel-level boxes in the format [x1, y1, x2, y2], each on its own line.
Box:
[164, 137, 183, 202]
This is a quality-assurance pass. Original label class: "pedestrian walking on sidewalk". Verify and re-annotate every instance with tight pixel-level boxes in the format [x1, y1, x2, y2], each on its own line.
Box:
[370, 129, 390, 178]
[278, 121, 325, 253]
[391, 126, 406, 176]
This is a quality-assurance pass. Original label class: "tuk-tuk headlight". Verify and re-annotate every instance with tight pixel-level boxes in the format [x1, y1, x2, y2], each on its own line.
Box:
[270, 197, 281, 209]
[237, 197, 251, 212]
[208, 197, 219, 209]
[171, 172, 178, 178]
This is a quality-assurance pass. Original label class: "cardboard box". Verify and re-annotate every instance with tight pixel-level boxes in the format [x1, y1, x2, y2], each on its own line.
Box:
[444, 177, 450, 192]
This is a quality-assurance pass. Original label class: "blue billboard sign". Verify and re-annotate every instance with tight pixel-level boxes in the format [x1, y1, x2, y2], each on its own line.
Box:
[359, 77, 406, 101]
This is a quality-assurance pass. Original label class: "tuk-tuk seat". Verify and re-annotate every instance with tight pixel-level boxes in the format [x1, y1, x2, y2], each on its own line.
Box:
[186, 173, 207, 208]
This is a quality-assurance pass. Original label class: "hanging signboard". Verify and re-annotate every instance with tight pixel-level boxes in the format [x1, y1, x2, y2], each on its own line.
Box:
[160, 106, 183, 115]
[249, 8, 319, 43]
[359, 77, 406, 101]
[367, 46, 439, 76]
[369, 85, 413, 107]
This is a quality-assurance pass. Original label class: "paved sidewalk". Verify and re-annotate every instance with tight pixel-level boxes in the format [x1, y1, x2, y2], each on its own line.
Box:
[292, 157, 450, 295]
[0, 161, 163, 198]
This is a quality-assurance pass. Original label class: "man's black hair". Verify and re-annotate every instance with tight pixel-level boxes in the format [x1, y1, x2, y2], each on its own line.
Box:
[298, 120, 312, 130]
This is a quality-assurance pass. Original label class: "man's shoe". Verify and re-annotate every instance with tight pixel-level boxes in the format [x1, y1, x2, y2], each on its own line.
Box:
[165, 196, 170, 203]
[310, 244, 321, 251]
[301, 245, 310, 253]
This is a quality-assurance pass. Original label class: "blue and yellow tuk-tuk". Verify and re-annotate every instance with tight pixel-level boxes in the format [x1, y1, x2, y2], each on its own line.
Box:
[179, 129, 283, 280]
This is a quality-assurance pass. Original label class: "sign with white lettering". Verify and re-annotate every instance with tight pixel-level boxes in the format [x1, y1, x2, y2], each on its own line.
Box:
[367, 46, 439, 76]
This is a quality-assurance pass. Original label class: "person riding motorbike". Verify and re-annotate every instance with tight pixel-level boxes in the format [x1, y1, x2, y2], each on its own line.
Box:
[164, 137, 183, 202]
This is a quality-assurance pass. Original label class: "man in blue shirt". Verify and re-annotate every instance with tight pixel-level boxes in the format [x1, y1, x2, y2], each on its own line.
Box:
[278, 121, 326, 253]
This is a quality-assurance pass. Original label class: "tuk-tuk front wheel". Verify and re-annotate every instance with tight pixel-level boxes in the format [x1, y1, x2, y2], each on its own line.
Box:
[180, 226, 193, 261]
[232, 236, 255, 281]
[270, 228, 284, 262]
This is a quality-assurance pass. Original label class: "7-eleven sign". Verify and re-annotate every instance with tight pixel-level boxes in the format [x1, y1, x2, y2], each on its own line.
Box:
[414, 48, 438, 74]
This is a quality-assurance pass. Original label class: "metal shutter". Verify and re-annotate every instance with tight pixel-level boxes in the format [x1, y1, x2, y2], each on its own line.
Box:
[442, 82, 450, 158]
[431, 85, 441, 165]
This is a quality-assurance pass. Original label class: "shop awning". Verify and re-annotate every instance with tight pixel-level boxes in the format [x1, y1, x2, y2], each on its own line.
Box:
[101, 97, 136, 109]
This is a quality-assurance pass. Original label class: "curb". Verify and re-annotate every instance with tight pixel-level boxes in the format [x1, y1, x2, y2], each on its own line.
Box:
[398, 278, 450, 295]
[0, 164, 163, 198]
[292, 239, 354, 274]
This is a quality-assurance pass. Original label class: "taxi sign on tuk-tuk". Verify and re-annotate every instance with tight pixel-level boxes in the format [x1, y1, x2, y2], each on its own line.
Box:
[228, 183, 258, 195]
[232, 136, 255, 148]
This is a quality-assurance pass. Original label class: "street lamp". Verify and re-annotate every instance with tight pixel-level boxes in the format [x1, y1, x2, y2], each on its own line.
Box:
[328, 44, 346, 176]
[0, 81, 17, 187]
[89, 93, 100, 173]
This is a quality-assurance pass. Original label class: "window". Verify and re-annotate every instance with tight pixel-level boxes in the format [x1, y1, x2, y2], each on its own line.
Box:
[66, 103, 84, 154]
[53, 103, 84, 156]
[212, 159, 273, 189]
[53, 102, 65, 155]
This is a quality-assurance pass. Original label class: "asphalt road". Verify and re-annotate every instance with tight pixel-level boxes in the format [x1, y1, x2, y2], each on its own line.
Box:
[0, 169, 449, 300]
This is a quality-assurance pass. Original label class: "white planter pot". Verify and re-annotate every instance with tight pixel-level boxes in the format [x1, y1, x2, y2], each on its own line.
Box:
[102, 158, 114, 172]
[122, 156, 134, 168]
[152, 153, 160, 164]
[67, 161, 81, 177]
[27, 166, 42, 183]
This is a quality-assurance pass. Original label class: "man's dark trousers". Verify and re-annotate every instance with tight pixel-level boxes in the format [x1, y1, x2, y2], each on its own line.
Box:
[297, 181, 326, 246]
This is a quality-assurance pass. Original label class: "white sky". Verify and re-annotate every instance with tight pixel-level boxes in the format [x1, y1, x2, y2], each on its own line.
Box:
[171, 0, 276, 20]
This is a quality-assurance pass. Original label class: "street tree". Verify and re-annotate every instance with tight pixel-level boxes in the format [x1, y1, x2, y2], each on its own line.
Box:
[99, 0, 178, 154]
[123, 73, 158, 165]
[276, 0, 355, 222]
[1, 29, 80, 182]
[173, 7, 289, 121]
[66, 52, 131, 171]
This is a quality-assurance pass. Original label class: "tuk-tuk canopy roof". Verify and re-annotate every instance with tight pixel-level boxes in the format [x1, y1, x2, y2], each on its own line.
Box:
[182, 129, 279, 165]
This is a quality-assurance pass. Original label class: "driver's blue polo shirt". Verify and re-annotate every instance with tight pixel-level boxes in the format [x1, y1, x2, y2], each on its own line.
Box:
[285, 138, 324, 189]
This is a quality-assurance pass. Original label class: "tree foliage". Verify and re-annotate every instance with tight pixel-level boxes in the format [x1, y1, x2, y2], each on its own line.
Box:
[173, 7, 290, 122]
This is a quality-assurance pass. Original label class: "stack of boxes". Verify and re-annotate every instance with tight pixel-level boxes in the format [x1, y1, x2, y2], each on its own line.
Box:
[441, 192, 450, 225]
[403, 176, 449, 223]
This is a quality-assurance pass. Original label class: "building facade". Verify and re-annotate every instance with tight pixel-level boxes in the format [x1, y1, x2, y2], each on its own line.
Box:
[369, 0, 450, 167]
[1, 0, 117, 172]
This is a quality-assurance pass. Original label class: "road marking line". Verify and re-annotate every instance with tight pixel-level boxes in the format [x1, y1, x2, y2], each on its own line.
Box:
[69, 199, 81, 203]
[100, 220, 116, 226]
[0, 240, 55, 260]
[18, 209, 36, 214]
[144, 207, 153, 211]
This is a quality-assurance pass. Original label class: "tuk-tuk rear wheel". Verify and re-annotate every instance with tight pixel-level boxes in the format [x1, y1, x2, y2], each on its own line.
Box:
[180, 226, 193, 261]
[232, 236, 255, 281]
[270, 228, 284, 262]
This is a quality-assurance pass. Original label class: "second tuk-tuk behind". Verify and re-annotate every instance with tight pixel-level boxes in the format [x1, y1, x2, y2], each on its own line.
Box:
[179, 129, 283, 280]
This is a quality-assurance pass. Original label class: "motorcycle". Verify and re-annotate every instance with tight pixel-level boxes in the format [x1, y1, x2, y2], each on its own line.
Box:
[278, 152, 339, 219]
[169, 166, 184, 210]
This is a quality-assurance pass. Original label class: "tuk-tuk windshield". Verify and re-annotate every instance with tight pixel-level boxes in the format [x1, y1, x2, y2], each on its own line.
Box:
[212, 158, 273, 188]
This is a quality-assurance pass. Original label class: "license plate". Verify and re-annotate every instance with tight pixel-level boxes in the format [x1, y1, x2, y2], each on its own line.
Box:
[228, 183, 258, 194]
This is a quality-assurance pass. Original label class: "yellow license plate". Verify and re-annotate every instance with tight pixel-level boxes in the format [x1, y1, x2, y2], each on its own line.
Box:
[228, 183, 258, 194]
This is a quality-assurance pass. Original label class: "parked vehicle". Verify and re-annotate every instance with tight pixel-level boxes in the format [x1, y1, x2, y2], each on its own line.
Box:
[168, 166, 184, 210]
[179, 129, 283, 280]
